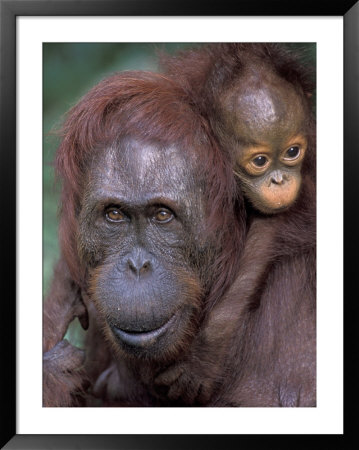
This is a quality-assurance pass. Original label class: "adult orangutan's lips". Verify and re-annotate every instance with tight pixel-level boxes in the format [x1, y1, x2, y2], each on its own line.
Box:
[111, 315, 176, 347]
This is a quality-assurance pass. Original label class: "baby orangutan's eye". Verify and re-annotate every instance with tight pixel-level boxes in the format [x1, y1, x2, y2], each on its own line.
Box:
[252, 155, 268, 167]
[244, 154, 270, 176]
[285, 146, 300, 160]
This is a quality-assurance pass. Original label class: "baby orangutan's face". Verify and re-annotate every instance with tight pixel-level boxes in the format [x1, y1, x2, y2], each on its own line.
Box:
[219, 68, 308, 214]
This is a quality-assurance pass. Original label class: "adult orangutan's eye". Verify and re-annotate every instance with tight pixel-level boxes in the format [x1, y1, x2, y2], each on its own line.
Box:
[153, 209, 173, 223]
[106, 208, 126, 223]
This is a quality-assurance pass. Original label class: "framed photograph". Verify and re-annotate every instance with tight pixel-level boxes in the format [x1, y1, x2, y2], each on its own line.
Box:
[2, 0, 357, 448]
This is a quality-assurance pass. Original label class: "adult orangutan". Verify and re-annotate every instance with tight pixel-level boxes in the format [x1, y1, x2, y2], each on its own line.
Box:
[43, 70, 244, 406]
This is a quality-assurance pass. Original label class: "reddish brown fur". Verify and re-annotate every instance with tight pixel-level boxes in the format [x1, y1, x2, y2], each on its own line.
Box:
[154, 43, 316, 405]
[43, 259, 88, 406]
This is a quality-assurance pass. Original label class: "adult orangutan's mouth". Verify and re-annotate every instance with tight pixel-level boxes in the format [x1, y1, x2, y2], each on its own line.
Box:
[111, 314, 176, 347]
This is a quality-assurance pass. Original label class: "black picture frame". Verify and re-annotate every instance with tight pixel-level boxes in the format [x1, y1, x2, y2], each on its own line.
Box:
[1, 1, 357, 448]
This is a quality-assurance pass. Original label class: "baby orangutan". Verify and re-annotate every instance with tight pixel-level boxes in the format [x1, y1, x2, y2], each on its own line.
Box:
[219, 65, 309, 214]
[161, 43, 315, 213]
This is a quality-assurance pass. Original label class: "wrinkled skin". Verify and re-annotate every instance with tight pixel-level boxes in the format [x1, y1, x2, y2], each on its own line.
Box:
[78, 136, 219, 367]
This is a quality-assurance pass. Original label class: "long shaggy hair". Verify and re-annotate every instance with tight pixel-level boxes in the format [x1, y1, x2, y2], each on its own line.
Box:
[55, 70, 246, 310]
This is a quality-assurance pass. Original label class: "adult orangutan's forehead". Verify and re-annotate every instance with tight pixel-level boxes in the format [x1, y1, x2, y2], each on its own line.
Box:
[87, 136, 204, 202]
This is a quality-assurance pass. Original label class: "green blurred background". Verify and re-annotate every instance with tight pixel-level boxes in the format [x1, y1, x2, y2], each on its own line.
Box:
[43, 42, 316, 296]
